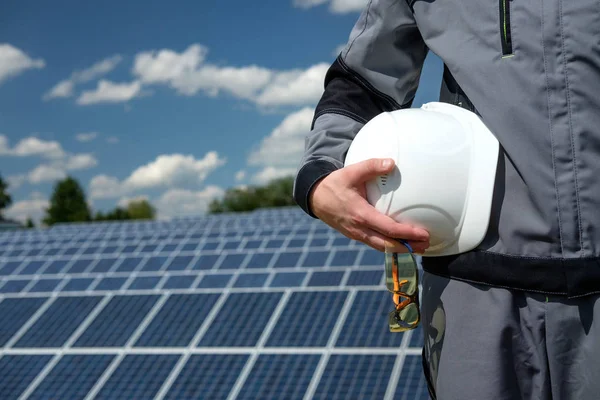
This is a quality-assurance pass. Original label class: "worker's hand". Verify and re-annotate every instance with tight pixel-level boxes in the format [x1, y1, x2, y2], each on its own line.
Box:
[309, 158, 430, 254]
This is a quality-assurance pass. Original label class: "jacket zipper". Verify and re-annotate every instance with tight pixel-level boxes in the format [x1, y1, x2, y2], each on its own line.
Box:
[500, 0, 513, 56]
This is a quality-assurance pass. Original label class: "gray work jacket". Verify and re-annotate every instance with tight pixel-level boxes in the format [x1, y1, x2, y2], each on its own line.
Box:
[293, 0, 600, 298]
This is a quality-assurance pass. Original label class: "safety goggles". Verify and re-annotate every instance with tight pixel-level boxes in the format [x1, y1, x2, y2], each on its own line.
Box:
[384, 240, 420, 332]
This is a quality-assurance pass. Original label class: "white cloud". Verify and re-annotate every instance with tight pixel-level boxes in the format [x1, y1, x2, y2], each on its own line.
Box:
[4, 195, 49, 225]
[293, 0, 368, 13]
[249, 107, 312, 168]
[2, 136, 66, 159]
[89, 151, 226, 199]
[131, 44, 326, 108]
[107, 136, 119, 144]
[252, 167, 297, 184]
[75, 132, 98, 142]
[65, 153, 98, 170]
[89, 175, 123, 199]
[235, 170, 246, 181]
[155, 186, 224, 218]
[0, 134, 98, 185]
[255, 64, 328, 107]
[76, 80, 142, 105]
[28, 164, 66, 184]
[0, 44, 45, 85]
[43, 55, 122, 100]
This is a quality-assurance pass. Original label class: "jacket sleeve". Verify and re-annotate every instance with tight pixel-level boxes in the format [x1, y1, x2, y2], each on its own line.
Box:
[293, 0, 429, 217]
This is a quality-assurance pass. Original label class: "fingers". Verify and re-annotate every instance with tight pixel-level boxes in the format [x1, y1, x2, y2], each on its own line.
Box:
[356, 228, 429, 254]
[358, 203, 429, 242]
[344, 158, 395, 185]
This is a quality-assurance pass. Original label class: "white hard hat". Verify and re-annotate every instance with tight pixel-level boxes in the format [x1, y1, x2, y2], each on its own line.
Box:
[343, 102, 500, 257]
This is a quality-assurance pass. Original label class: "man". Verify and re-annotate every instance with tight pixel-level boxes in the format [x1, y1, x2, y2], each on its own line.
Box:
[293, 0, 600, 398]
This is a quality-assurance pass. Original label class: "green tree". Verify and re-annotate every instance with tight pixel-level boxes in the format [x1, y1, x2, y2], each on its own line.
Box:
[127, 199, 156, 220]
[208, 176, 295, 214]
[0, 174, 12, 220]
[25, 217, 35, 228]
[43, 176, 91, 226]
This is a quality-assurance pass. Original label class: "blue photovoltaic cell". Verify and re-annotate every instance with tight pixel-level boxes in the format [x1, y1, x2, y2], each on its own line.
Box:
[128, 276, 161, 290]
[202, 242, 219, 251]
[181, 242, 200, 251]
[269, 272, 306, 287]
[94, 277, 127, 291]
[288, 238, 307, 248]
[62, 278, 94, 292]
[135, 293, 220, 347]
[0, 279, 29, 293]
[0, 261, 22, 275]
[62, 246, 79, 256]
[165, 255, 193, 271]
[394, 355, 430, 400]
[74, 295, 160, 347]
[296, 227, 310, 235]
[83, 246, 100, 255]
[245, 252, 274, 269]
[222, 240, 241, 250]
[335, 290, 404, 348]
[359, 248, 384, 266]
[277, 228, 293, 236]
[28, 354, 115, 400]
[266, 291, 347, 347]
[301, 251, 330, 268]
[122, 245, 138, 253]
[346, 270, 383, 286]
[309, 237, 329, 247]
[101, 246, 119, 254]
[196, 274, 231, 288]
[313, 355, 396, 400]
[43, 260, 69, 275]
[0, 355, 53, 399]
[232, 273, 269, 288]
[199, 292, 283, 347]
[18, 260, 47, 275]
[191, 255, 220, 270]
[165, 354, 249, 400]
[94, 354, 180, 400]
[44, 248, 60, 256]
[409, 325, 424, 348]
[162, 243, 178, 252]
[332, 237, 352, 247]
[244, 240, 263, 249]
[330, 250, 359, 267]
[26, 248, 43, 256]
[0, 297, 47, 346]
[265, 239, 284, 249]
[162, 274, 195, 289]
[307, 271, 345, 287]
[217, 253, 247, 270]
[29, 279, 62, 293]
[115, 256, 143, 272]
[140, 256, 167, 272]
[272, 251, 302, 268]
[67, 259, 93, 274]
[141, 244, 157, 253]
[15, 296, 102, 348]
[238, 354, 320, 400]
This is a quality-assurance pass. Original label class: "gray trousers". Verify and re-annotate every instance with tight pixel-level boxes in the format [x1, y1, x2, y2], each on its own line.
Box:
[420, 271, 600, 400]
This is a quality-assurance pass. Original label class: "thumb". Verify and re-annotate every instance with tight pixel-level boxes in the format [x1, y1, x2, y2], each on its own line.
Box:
[344, 158, 395, 184]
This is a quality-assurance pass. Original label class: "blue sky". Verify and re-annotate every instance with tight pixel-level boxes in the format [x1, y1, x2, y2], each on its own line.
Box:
[0, 0, 442, 223]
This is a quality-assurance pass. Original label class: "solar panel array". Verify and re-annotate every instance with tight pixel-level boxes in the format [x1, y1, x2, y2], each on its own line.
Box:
[0, 207, 430, 399]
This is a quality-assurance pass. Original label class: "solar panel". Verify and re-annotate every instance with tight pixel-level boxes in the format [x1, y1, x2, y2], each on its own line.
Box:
[0, 207, 429, 399]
